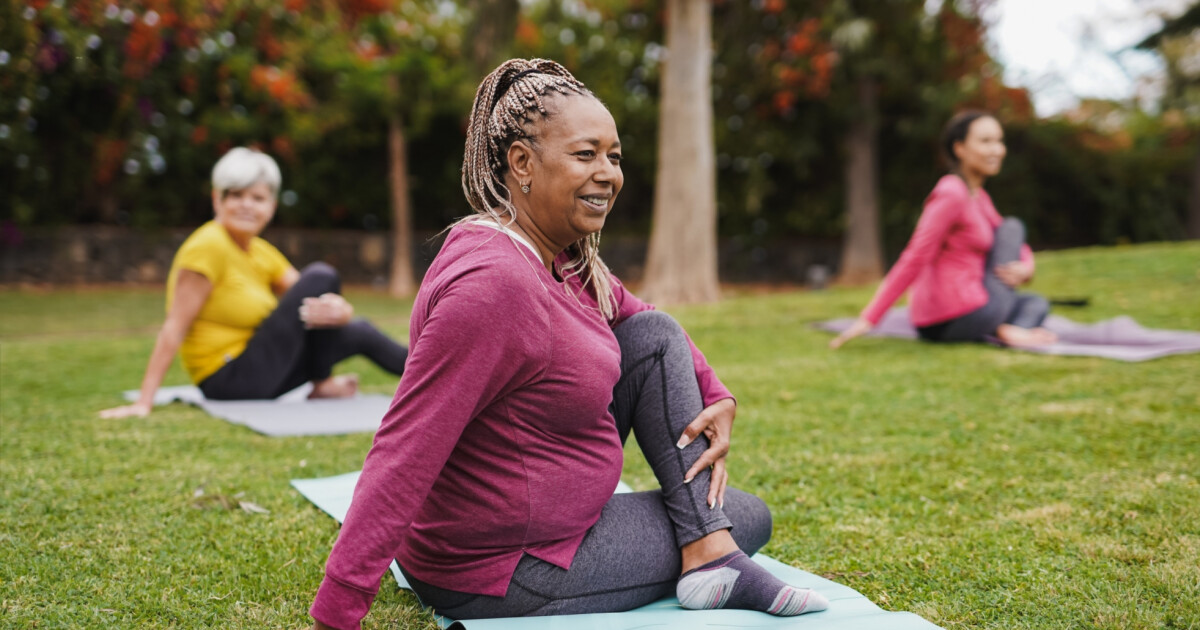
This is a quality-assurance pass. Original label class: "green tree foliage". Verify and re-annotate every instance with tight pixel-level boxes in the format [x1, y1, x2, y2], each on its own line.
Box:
[0, 0, 1193, 262]
[0, 0, 467, 233]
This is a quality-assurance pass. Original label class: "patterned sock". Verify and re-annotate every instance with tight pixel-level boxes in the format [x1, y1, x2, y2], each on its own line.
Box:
[676, 551, 830, 616]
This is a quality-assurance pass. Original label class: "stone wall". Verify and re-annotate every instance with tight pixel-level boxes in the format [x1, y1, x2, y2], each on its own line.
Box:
[0, 225, 841, 287]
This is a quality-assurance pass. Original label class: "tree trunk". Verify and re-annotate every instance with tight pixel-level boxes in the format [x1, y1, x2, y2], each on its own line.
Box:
[837, 76, 884, 285]
[466, 0, 519, 77]
[1187, 146, 1200, 240]
[641, 0, 720, 305]
[387, 110, 416, 297]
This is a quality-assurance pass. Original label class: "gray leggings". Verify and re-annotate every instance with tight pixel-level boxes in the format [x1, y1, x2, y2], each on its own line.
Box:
[401, 310, 773, 619]
[918, 218, 1050, 343]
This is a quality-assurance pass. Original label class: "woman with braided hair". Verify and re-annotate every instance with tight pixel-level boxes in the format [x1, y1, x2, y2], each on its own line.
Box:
[309, 59, 828, 630]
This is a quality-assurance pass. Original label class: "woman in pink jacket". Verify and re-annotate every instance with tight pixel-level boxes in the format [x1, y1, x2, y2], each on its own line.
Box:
[309, 59, 828, 630]
[831, 111, 1056, 349]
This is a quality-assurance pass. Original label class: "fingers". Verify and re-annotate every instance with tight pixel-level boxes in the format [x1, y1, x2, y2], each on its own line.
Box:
[675, 412, 707, 449]
[707, 459, 728, 509]
[680, 399, 734, 484]
[995, 270, 1018, 287]
[684, 429, 730, 482]
[99, 404, 149, 419]
[830, 323, 866, 349]
[994, 263, 1027, 287]
[301, 295, 351, 329]
[99, 406, 130, 419]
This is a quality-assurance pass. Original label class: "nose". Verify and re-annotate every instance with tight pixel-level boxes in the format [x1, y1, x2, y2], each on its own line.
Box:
[593, 157, 620, 185]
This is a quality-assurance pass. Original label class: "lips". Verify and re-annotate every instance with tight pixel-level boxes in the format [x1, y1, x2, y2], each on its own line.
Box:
[580, 195, 610, 210]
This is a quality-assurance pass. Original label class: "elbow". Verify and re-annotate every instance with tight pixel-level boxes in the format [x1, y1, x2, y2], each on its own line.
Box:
[157, 322, 187, 350]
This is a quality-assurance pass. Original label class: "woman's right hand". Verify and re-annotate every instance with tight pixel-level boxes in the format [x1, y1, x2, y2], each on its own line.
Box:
[98, 402, 152, 419]
[300, 293, 354, 329]
[829, 317, 873, 349]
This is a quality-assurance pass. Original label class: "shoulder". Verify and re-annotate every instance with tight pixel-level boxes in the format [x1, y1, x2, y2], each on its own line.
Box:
[249, 235, 288, 265]
[921, 175, 971, 220]
[176, 222, 227, 259]
[928, 174, 971, 203]
[180, 221, 222, 247]
[425, 223, 550, 309]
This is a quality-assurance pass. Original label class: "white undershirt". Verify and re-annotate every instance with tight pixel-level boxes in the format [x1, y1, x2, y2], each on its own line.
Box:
[472, 218, 542, 261]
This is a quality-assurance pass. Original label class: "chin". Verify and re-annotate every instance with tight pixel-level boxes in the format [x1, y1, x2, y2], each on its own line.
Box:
[586, 216, 609, 235]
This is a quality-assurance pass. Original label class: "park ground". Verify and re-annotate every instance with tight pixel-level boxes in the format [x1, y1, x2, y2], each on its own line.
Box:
[1, 241, 1198, 629]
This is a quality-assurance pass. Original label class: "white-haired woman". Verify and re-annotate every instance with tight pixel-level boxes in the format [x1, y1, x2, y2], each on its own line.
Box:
[100, 147, 407, 418]
[308, 60, 828, 630]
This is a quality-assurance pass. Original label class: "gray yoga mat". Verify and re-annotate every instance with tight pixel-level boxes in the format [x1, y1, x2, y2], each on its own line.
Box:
[292, 471, 943, 630]
[123, 385, 391, 436]
[815, 307, 1200, 362]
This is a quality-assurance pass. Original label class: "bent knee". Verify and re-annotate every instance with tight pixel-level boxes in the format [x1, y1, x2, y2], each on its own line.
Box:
[618, 310, 686, 340]
[299, 261, 341, 293]
[997, 217, 1026, 240]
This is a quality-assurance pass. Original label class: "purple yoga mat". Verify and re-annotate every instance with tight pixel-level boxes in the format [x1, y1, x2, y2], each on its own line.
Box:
[815, 307, 1200, 362]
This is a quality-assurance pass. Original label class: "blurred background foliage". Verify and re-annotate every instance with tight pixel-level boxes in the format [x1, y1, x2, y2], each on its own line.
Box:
[1, 0, 1196, 260]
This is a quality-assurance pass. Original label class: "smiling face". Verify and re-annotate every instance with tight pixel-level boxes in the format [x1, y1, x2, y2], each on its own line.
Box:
[953, 116, 1007, 181]
[212, 181, 277, 247]
[509, 94, 623, 254]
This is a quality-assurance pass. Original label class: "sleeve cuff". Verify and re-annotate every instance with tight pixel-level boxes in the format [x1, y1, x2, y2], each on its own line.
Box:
[860, 305, 884, 326]
[310, 575, 375, 630]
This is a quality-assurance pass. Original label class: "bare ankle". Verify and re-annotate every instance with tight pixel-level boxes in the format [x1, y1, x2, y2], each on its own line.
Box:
[309, 374, 359, 399]
[680, 529, 739, 573]
[996, 324, 1056, 348]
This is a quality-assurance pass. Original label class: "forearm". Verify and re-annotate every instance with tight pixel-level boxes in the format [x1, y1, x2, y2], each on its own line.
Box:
[686, 335, 734, 407]
[133, 327, 183, 407]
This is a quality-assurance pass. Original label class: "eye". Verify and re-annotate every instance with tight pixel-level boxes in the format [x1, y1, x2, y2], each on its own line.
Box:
[608, 153, 623, 164]
[575, 150, 596, 159]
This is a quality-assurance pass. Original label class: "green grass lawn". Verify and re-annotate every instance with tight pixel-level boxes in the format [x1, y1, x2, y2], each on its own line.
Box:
[2, 241, 1198, 629]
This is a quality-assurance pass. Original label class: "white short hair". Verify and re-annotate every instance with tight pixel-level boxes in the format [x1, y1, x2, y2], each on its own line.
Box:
[211, 147, 282, 197]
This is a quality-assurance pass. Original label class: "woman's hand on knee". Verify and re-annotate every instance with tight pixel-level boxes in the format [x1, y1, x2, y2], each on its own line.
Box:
[678, 398, 735, 508]
[299, 293, 354, 328]
[995, 261, 1032, 287]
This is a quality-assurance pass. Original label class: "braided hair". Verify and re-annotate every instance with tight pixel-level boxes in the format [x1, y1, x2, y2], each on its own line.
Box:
[460, 58, 617, 321]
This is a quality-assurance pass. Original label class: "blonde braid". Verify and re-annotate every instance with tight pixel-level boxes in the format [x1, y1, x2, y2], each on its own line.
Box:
[459, 59, 617, 320]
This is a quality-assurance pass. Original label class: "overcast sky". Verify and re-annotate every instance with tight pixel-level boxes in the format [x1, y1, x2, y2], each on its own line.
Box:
[986, 0, 1191, 115]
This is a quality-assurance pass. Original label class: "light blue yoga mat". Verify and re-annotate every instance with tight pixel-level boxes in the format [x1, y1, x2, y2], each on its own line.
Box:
[292, 471, 943, 630]
[123, 385, 392, 437]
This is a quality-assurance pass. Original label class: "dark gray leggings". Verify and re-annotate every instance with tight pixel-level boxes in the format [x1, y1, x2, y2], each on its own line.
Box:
[918, 218, 1050, 343]
[402, 310, 773, 619]
[199, 262, 407, 400]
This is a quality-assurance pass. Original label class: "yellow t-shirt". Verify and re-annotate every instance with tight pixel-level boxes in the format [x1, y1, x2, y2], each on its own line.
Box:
[167, 221, 292, 383]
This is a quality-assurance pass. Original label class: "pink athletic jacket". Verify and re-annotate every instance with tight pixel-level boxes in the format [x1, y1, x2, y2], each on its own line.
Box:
[861, 175, 1034, 327]
[310, 223, 732, 630]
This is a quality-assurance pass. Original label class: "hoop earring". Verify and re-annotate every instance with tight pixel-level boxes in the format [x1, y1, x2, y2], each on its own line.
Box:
[521, 183, 530, 194]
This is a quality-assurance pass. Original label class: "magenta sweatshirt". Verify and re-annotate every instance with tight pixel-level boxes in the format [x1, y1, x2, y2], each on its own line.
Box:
[861, 175, 1035, 327]
[311, 222, 733, 630]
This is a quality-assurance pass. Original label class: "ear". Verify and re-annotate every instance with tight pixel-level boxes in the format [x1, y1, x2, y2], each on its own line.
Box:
[506, 140, 535, 188]
[211, 189, 222, 214]
[951, 140, 966, 163]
